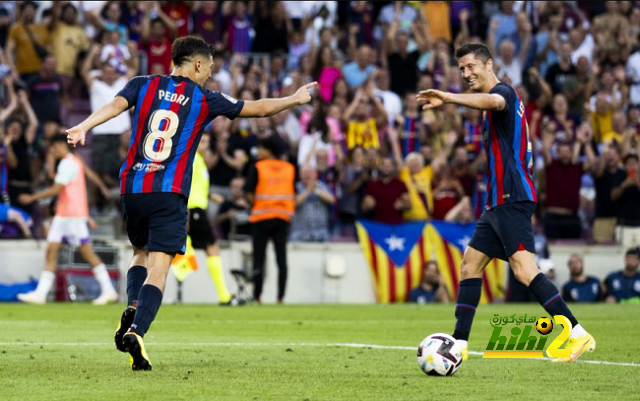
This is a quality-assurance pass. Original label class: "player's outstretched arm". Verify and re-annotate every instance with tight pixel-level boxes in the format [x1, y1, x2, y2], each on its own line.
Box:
[416, 89, 505, 111]
[239, 82, 318, 118]
[66, 97, 129, 147]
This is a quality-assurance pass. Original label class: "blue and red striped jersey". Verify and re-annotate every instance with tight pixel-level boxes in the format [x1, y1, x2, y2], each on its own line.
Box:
[482, 83, 537, 209]
[116, 75, 244, 196]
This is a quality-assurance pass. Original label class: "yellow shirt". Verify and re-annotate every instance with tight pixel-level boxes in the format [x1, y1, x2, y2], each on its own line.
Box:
[8, 23, 50, 75]
[52, 24, 89, 77]
[346, 119, 380, 150]
[422, 2, 452, 43]
[601, 130, 624, 144]
[188, 152, 209, 210]
[591, 110, 613, 144]
[399, 165, 433, 221]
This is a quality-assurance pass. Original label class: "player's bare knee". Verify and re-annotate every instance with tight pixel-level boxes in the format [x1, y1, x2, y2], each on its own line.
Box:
[460, 257, 481, 279]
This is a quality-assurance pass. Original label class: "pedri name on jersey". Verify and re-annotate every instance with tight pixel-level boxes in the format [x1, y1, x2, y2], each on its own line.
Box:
[157, 89, 190, 106]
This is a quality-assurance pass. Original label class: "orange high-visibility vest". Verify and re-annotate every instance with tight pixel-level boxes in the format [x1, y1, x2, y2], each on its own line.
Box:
[250, 159, 296, 223]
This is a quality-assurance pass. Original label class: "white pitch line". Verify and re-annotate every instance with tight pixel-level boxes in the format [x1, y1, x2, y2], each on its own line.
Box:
[0, 341, 638, 368]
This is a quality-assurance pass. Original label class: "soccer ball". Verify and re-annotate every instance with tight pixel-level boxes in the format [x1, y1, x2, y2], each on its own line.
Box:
[536, 317, 553, 335]
[417, 333, 463, 376]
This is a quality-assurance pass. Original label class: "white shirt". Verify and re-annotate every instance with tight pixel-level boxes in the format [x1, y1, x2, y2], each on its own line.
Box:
[571, 34, 595, 65]
[214, 69, 232, 94]
[495, 57, 523, 87]
[626, 51, 640, 105]
[55, 156, 80, 186]
[375, 88, 402, 126]
[297, 132, 333, 168]
[89, 74, 131, 135]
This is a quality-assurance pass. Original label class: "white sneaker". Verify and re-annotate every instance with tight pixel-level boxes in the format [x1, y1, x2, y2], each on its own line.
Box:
[92, 290, 118, 305]
[17, 292, 46, 305]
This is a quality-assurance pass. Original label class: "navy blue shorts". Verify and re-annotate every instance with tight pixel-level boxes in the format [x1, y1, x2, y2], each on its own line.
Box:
[468, 201, 536, 261]
[121, 193, 188, 255]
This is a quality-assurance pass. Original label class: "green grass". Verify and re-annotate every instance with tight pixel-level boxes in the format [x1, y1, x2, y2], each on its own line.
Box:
[0, 303, 638, 401]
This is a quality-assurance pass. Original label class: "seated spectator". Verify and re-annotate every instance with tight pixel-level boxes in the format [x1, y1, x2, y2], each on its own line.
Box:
[601, 112, 629, 145]
[562, 253, 602, 302]
[611, 154, 640, 247]
[542, 122, 595, 239]
[408, 261, 449, 304]
[547, 93, 578, 144]
[290, 164, 336, 242]
[603, 247, 640, 303]
[592, 143, 626, 243]
[361, 156, 410, 224]
[216, 177, 251, 240]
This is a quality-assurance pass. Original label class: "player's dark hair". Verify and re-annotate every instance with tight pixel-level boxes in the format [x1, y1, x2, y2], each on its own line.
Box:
[49, 133, 69, 145]
[455, 43, 493, 63]
[172, 36, 214, 67]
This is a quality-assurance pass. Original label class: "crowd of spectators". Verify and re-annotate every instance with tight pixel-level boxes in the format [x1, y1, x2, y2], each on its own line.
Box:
[1, 1, 640, 251]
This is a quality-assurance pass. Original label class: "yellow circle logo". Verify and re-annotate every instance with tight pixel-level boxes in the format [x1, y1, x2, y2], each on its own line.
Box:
[536, 317, 553, 335]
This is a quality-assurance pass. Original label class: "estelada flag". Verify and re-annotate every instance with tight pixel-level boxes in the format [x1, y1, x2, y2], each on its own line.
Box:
[171, 235, 198, 282]
[356, 220, 504, 303]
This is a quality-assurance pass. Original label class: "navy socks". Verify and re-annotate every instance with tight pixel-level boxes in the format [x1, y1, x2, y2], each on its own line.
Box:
[452, 278, 483, 341]
[528, 273, 578, 327]
[126, 266, 147, 307]
[130, 284, 163, 337]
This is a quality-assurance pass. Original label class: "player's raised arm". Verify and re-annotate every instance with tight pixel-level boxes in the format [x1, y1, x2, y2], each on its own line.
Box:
[66, 96, 130, 147]
[239, 82, 318, 118]
[416, 89, 505, 111]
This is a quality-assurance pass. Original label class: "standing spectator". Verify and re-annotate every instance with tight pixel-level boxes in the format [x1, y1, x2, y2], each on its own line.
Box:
[562, 56, 590, 117]
[216, 177, 251, 240]
[409, 261, 450, 304]
[208, 117, 247, 206]
[290, 164, 336, 242]
[343, 80, 387, 151]
[545, 41, 577, 95]
[374, 69, 402, 126]
[88, 1, 128, 43]
[6, 1, 50, 81]
[161, 1, 193, 39]
[81, 43, 137, 199]
[486, 1, 517, 51]
[393, 93, 424, 157]
[491, 37, 530, 88]
[627, 36, 640, 106]
[212, 50, 232, 94]
[343, 45, 375, 89]
[253, 1, 289, 54]
[140, 2, 176, 75]
[244, 136, 296, 304]
[27, 54, 63, 128]
[542, 122, 595, 239]
[0, 7, 10, 50]
[533, 12, 561, 78]
[374, 1, 418, 44]
[192, 1, 225, 48]
[312, 45, 342, 104]
[562, 254, 602, 302]
[603, 247, 640, 303]
[50, 3, 88, 94]
[548, 94, 578, 144]
[224, 1, 253, 54]
[361, 156, 410, 224]
[6, 91, 37, 213]
[611, 154, 640, 247]
[381, 9, 430, 97]
[339, 146, 369, 232]
[592, 143, 626, 243]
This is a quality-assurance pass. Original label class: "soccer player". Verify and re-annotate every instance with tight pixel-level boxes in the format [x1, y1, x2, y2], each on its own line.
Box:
[416, 43, 595, 362]
[17, 134, 118, 305]
[185, 131, 238, 305]
[66, 36, 316, 370]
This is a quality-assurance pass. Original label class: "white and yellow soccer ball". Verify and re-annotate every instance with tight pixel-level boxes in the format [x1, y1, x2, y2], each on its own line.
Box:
[417, 333, 463, 376]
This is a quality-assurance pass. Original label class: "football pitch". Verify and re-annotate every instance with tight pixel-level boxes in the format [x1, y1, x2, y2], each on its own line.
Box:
[0, 304, 638, 401]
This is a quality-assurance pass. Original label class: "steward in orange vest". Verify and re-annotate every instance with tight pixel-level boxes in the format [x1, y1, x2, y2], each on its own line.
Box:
[243, 136, 295, 303]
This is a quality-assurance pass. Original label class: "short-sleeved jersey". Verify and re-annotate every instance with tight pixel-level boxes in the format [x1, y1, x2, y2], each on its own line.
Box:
[482, 82, 537, 209]
[605, 271, 640, 303]
[562, 277, 601, 303]
[117, 75, 244, 196]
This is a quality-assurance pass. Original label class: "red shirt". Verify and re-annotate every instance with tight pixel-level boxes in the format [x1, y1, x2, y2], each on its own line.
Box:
[162, 2, 191, 38]
[545, 160, 582, 211]
[365, 178, 408, 224]
[144, 38, 172, 74]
